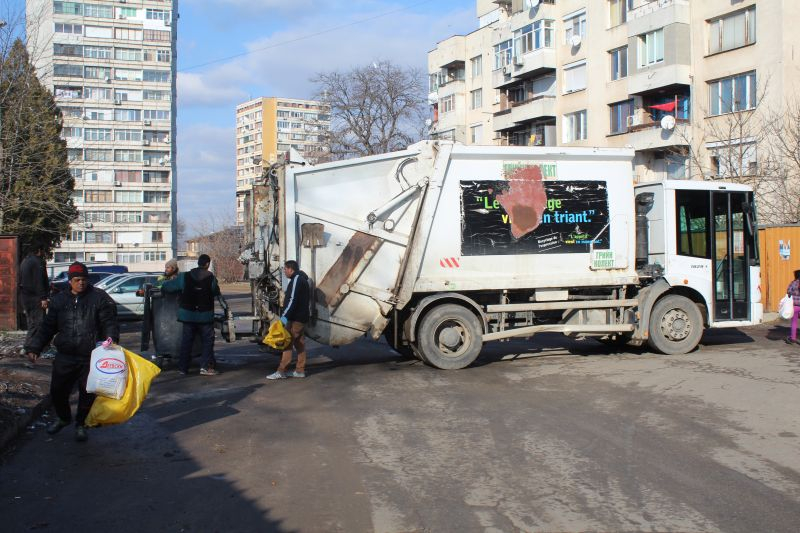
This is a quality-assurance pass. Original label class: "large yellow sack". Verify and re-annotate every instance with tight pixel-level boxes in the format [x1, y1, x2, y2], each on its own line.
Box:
[85, 347, 161, 427]
[263, 320, 291, 350]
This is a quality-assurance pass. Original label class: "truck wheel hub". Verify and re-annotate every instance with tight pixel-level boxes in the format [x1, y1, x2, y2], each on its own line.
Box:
[662, 309, 690, 341]
[439, 326, 463, 350]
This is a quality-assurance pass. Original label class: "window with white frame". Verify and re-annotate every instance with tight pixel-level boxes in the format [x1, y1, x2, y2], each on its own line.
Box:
[563, 110, 587, 142]
[55, 23, 82, 34]
[609, 99, 635, 134]
[493, 40, 513, 70]
[85, 108, 113, 120]
[54, 2, 82, 15]
[114, 109, 142, 122]
[708, 6, 756, 54]
[440, 95, 455, 114]
[115, 48, 142, 61]
[118, 7, 137, 18]
[610, 46, 628, 80]
[708, 139, 757, 177]
[116, 190, 143, 203]
[470, 89, 483, 110]
[85, 26, 113, 39]
[85, 149, 113, 161]
[84, 211, 113, 223]
[115, 150, 141, 162]
[514, 20, 554, 57]
[471, 55, 482, 78]
[708, 71, 756, 116]
[115, 69, 143, 81]
[54, 64, 83, 77]
[117, 253, 143, 264]
[61, 127, 82, 138]
[638, 29, 664, 67]
[115, 211, 143, 223]
[143, 109, 170, 121]
[143, 70, 170, 83]
[84, 128, 112, 141]
[84, 87, 112, 100]
[562, 60, 587, 93]
[115, 129, 142, 142]
[564, 11, 587, 45]
[54, 44, 82, 57]
[144, 191, 169, 204]
[84, 46, 111, 59]
[115, 28, 143, 41]
[146, 9, 171, 21]
[470, 124, 483, 144]
[84, 4, 112, 18]
[83, 66, 111, 80]
[143, 90, 170, 101]
[608, 0, 628, 27]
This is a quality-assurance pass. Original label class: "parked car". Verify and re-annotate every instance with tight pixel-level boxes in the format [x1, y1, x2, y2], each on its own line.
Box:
[50, 271, 115, 295]
[104, 274, 160, 318]
[94, 273, 136, 290]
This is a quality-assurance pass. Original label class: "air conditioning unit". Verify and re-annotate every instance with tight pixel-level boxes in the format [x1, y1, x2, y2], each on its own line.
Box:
[116, 243, 124, 248]
[164, 136, 170, 144]
[142, 139, 150, 146]
[114, 98, 122, 105]
[114, 180, 122, 187]
[104, 76, 111, 83]
[164, 20, 171, 27]
[118, 14, 125, 19]
[143, 120, 151, 126]
[502, 65, 511, 75]
[143, 160, 151, 166]
[513, 55, 524, 66]
[84, 223, 93, 229]
[626, 115, 641, 127]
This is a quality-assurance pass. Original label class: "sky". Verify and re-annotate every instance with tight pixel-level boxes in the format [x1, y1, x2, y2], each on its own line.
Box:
[5, 0, 477, 234]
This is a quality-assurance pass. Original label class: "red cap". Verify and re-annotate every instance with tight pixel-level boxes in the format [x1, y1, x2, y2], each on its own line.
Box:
[68, 262, 89, 279]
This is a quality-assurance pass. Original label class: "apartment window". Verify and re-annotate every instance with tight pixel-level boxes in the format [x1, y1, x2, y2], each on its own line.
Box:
[115, 28, 143, 41]
[85, 232, 113, 244]
[115, 48, 142, 61]
[84, 87, 112, 100]
[118, 7, 137, 18]
[54, 23, 82, 34]
[84, 66, 111, 80]
[85, 149, 113, 162]
[65, 231, 83, 242]
[143, 70, 170, 83]
[709, 7, 756, 54]
[144, 30, 171, 42]
[61, 127, 82, 138]
[143, 171, 169, 183]
[115, 68, 143, 81]
[708, 71, 756, 115]
[115, 89, 142, 102]
[84, 128, 112, 141]
[71, 191, 84, 204]
[609, 100, 635, 134]
[117, 253, 142, 264]
[115, 129, 142, 142]
[564, 11, 587, 45]
[146, 9, 171, 21]
[54, 2, 82, 15]
[144, 191, 170, 203]
[151, 231, 164, 243]
[61, 106, 83, 117]
[608, 0, 628, 27]
[70, 168, 83, 181]
[563, 110, 588, 142]
[144, 131, 169, 143]
[470, 55, 482, 78]
[143, 109, 170, 121]
[54, 64, 83, 78]
[84, 4, 112, 18]
[85, 26, 113, 39]
[115, 211, 143, 223]
[470, 124, 483, 144]
[54, 44, 82, 57]
[84, 211, 112, 223]
[116, 190, 143, 203]
[638, 29, 664, 67]
[494, 40, 513, 70]
[440, 95, 455, 114]
[85, 190, 113, 203]
[116, 170, 142, 183]
[144, 49, 171, 63]
[67, 149, 83, 161]
[115, 150, 141, 162]
[470, 89, 483, 110]
[84, 46, 111, 59]
[143, 90, 170, 101]
[144, 251, 168, 262]
[610, 46, 628, 80]
[514, 20, 554, 57]
[563, 61, 587, 93]
[55, 86, 82, 99]
[114, 109, 142, 121]
[84, 169, 113, 183]
[708, 140, 757, 178]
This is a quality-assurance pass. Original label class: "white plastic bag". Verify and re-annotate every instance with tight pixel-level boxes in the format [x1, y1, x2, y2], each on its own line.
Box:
[778, 294, 795, 320]
[86, 341, 129, 400]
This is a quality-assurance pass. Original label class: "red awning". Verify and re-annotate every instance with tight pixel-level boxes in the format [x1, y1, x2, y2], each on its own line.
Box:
[649, 102, 677, 112]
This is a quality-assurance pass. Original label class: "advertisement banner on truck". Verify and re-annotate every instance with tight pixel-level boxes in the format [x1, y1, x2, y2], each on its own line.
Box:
[460, 163, 609, 256]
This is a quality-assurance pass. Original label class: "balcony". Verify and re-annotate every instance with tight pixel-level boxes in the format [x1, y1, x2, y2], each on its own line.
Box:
[628, 0, 690, 35]
[511, 95, 556, 124]
[622, 118, 690, 150]
[493, 108, 515, 131]
[628, 64, 690, 95]
[510, 48, 556, 79]
[492, 67, 517, 89]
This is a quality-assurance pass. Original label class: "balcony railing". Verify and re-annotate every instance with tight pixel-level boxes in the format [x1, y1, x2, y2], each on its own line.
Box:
[628, 0, 689, 21]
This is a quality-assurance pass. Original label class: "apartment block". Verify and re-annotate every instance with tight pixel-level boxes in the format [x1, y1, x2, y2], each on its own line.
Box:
[428, 0, 799, 191]
[26, 0, 178, 269]
[235, 97, 330, 225]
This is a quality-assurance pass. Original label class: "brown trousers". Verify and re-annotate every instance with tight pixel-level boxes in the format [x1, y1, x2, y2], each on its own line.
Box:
[278, 321, 306, 373]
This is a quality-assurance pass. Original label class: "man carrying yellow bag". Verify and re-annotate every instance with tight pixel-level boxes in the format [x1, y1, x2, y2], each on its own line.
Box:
[85, 346, 161, 427]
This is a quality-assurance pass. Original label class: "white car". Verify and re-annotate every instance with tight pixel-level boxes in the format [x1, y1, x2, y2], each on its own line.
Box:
[105, 274, 160, 318]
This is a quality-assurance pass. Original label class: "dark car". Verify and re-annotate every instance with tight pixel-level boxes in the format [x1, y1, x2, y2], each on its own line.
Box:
[50, 271, 115, 295]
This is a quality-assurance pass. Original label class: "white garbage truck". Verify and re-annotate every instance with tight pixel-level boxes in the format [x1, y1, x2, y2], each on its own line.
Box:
[239, 141, 762, 369]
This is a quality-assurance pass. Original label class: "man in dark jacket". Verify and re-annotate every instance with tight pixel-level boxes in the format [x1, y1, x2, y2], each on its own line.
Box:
[161, 254, 222, 376]
[267, 260, 310, 380]
[18, 244, 50, 349]
[25, 262, 119, 442]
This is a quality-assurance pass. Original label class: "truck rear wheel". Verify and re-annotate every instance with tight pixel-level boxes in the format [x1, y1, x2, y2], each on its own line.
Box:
[648, 295, 703, 355]
[417, 304, 483, 369]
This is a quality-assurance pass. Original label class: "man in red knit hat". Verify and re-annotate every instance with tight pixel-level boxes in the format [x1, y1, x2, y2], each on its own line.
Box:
[25, 262, 119, 442]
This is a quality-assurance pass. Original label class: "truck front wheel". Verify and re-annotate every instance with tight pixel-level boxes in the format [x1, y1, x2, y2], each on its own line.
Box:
[417, 304, 483, 369]
[648, 295, 703, 355]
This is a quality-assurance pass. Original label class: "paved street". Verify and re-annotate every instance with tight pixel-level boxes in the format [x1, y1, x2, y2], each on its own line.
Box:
[1, 304, 800, 532]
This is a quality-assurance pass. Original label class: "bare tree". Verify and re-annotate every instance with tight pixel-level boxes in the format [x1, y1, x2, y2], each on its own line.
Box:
[312, 60, 427, 160]
[188, 211, 245, 283]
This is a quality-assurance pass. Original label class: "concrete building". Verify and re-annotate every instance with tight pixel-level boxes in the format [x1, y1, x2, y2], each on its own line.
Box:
[428, 0, 800, 192]
[26, 0, 178, 270]
[235, 97, 330, 225]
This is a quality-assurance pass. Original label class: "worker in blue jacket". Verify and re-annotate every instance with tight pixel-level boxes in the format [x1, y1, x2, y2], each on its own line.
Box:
[267, 260, 310, 380]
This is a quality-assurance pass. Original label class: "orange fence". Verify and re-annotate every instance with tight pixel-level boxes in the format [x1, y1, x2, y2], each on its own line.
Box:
[758, 225, 800, 312]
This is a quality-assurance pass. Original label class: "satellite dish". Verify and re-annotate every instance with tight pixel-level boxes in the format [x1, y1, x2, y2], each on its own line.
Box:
[424, 119, 433, 127]
[660, 115, 676, 130]
[570, 35, 582, 47]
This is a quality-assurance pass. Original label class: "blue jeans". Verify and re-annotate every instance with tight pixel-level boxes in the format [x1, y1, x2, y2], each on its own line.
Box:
[179, 322, 215, 372]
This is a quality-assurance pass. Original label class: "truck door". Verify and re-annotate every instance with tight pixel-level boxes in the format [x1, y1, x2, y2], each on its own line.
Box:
[712, 191, 754, 320]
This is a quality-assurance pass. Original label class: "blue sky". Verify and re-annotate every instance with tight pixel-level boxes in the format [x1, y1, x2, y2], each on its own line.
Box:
[5, 0, 476, 233]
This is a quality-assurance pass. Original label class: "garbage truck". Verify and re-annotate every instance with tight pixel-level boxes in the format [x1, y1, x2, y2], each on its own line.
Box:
[238, 141, 762, 369]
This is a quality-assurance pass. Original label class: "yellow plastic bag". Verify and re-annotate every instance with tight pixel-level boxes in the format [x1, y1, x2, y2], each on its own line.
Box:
[263, 320, 291, 350]
[85, 347, 161, 427]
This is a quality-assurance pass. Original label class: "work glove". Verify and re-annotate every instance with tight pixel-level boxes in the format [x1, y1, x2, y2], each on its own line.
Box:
[280, 316, 288, 327]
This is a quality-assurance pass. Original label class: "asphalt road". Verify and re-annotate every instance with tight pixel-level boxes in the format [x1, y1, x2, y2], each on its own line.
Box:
[1, 302, 799, 532]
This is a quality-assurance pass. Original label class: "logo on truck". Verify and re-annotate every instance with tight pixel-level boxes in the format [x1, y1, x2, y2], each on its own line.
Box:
[460, 163, 609, 256]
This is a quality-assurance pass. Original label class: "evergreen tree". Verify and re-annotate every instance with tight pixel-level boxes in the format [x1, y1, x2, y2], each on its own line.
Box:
[0, 39, 77, 256]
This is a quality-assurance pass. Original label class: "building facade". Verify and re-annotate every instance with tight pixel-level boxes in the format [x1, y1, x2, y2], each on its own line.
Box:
[26, 0, 178, 269]
[428, 0, 800, 198]
[235, 97, 330, 225]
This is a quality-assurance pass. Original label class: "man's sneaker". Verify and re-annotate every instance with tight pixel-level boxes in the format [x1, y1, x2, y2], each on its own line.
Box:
[46, 419, 70, 435]
[200, 368, 219, 376]
[289, 371, 306, 378]
[266, 371, 287, 380]
[75, 426, 88, 443]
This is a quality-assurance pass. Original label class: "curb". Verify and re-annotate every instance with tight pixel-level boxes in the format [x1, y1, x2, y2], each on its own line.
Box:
[0, 396, 51, 454]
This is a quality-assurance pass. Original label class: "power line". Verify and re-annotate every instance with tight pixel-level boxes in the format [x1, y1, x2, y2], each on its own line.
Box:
[179, 0, 434, 73]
